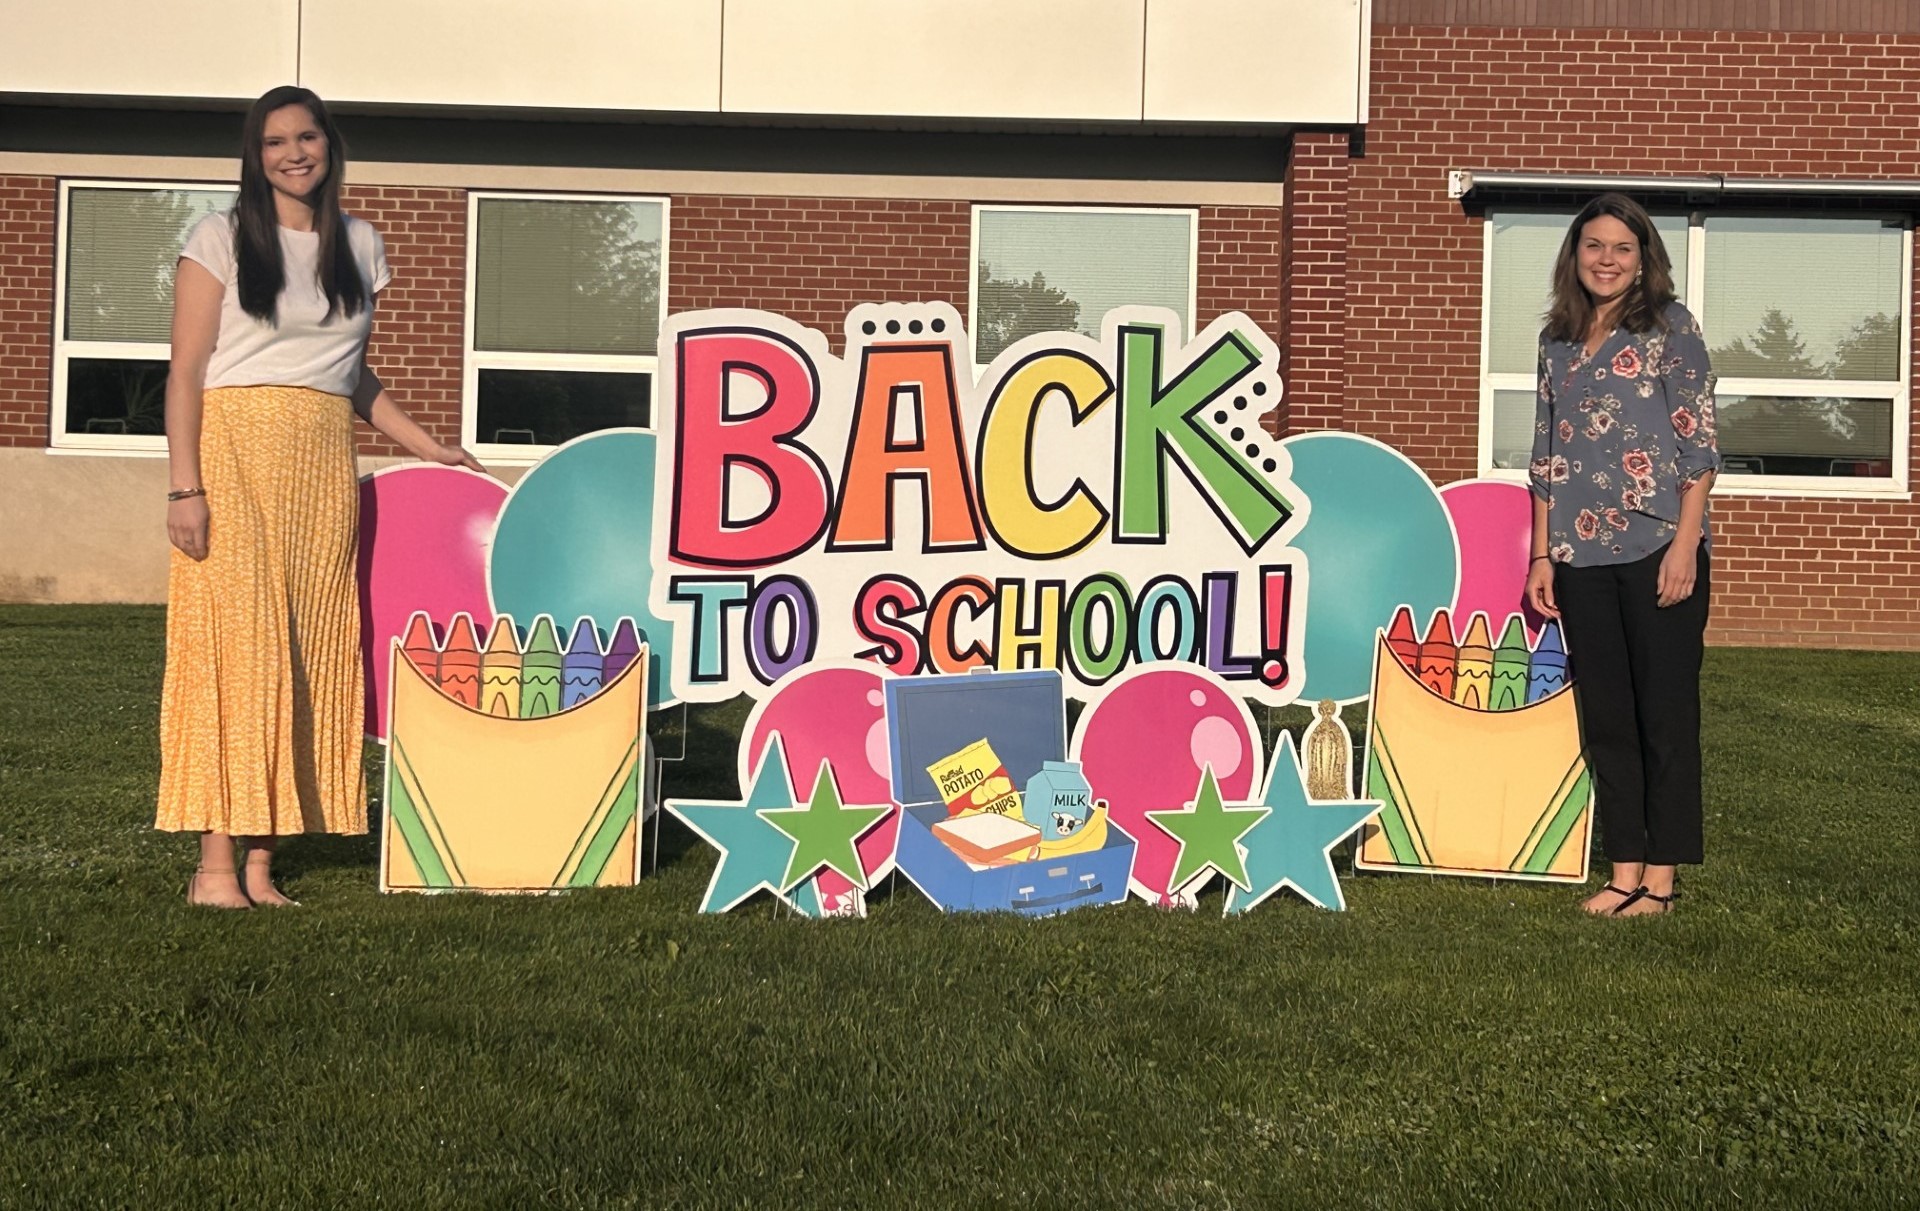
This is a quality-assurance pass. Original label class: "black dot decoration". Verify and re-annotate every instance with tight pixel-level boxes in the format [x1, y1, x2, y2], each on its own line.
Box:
[1252, 381, 1268, 396]
[1214, 410, 1229, 424]
[885, 320, 901, 334]
[1245, 443, 1260, 457]
[1233, 396, 1248, 411]
[1230, 428, 1245, 442]
[908, 320, 923, 334]
[861, 320, 877, 335]
[1262, 458, 1277, 473]
[931, 318, 945, 332]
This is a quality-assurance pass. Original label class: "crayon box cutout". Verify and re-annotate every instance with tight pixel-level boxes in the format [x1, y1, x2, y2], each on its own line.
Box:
[885, 669, 1136, 917]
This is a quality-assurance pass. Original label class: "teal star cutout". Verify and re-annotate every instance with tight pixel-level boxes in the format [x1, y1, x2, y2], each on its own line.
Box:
[1224, 734, 1380, 915]
[667, 735, 805, 914]
[758, 760, 890, 892]
[1145, 765, 1271, 895]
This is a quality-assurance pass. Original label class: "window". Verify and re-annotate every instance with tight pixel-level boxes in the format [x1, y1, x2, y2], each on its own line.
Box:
[464, 192, 668, 458]
[53, 181, 237, 451]
[970, 205, 1198, 367]
[1480, 207, 1910, 493]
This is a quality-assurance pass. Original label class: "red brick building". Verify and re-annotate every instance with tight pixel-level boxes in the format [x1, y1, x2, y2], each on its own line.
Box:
[2, 1, 1915, 648]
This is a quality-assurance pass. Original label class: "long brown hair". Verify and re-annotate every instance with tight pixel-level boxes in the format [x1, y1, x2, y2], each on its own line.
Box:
[1544, 192, 1676, 343]
[233, 85, 366, 324]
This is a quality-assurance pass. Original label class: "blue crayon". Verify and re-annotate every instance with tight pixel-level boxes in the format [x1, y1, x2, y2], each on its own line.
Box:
[603, 617, 642, 685]
[1526, 621, 1568, 703]
[562, 617, 605, 709]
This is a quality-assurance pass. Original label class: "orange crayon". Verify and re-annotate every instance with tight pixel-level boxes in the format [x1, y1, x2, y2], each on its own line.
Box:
[437, 613, 482, 709]
[1416, 609, 1456, 700]
[1451, 612, 1495, 710]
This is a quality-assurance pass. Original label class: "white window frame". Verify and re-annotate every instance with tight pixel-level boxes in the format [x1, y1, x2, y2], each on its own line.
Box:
[51, 178, 238, 455]
[968, 203, 1201, 372]
[462, 190, 670, 465]
[1478, 206, 1912, 499]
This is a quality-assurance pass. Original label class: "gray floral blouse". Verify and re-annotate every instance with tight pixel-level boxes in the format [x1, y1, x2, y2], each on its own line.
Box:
[1529, 300, 1721, 568]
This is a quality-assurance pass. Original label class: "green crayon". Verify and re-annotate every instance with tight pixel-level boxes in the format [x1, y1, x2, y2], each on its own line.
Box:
[520, 615, 563, 718]
[1490, 614, 1531, 711]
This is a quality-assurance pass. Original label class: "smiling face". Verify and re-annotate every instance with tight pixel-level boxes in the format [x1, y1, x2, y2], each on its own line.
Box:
[1576, 214, 1641, 313]
[259, 103, 329, 206]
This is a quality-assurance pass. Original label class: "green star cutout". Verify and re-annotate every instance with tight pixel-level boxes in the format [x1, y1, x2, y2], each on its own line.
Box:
[758, 760, 890, 892]
[1145, 764, 1271, 894]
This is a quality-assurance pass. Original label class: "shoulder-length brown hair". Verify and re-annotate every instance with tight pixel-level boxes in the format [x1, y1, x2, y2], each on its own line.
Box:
[1544, 192, 1676, 343]
[233, 85, 366, 325]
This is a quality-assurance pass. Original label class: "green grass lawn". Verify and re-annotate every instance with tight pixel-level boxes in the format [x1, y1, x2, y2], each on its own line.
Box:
[3, 605, 1918, 1209]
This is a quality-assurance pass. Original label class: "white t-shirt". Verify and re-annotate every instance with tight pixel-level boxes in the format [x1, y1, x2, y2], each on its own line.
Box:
[179, 211, 392, 398]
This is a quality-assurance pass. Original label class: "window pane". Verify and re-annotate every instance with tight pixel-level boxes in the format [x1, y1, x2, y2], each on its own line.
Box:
[66, 188, 234, 343]
[975, 209, 1192, 363]
[1716, 393, 1893, 478]
[476, 369, 650, 447]
[64, 357, 169, 436]
[474, 199, 663, 356]
[1489, 388, 1537, 470]
[1487, 210, 1688, 376]
[1705, 217, 1904, 381]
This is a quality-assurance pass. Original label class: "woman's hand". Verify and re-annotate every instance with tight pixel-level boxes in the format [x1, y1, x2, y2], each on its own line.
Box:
[430, 443, 487, 474]
[1525, 557, 1560, 620]
[168, 495, 210, 562]
[1656, 539, 1699, 607]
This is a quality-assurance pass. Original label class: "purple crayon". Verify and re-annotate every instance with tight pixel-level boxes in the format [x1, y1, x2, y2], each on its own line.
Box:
[562, 617, 605, 709]
[1525, 620, 1568, 703]
[603, 617, 642, 685]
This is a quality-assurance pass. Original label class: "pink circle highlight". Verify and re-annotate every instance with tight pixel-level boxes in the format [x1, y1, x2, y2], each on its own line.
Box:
[1439, 478, 1546, 641]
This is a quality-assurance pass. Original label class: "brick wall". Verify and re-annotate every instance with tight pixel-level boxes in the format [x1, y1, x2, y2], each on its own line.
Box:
[1282, 134, 1351, 434]
[0, 176, 54, 447]
[342, 184, 466, 455]
[1346, 25, 1920, 648]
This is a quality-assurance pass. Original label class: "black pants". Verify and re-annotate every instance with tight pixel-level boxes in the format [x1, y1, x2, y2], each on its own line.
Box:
[1553, 543, 1709, 866]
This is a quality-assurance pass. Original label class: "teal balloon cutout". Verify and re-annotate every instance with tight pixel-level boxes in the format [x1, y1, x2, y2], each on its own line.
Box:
[1281, 433, 1458, 703]
[488, 429, 677, 706]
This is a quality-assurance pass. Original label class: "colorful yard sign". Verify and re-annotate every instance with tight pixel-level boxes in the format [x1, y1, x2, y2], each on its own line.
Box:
[647, 303, 1310, 709]
[380, 613, 649, 893]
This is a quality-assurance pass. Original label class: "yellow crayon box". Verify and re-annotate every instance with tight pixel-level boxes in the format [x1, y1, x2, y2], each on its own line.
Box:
[926, 738, 1023, 819]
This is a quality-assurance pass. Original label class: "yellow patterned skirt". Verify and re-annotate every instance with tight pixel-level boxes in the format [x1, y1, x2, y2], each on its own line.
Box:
[156, 386, 368, 835]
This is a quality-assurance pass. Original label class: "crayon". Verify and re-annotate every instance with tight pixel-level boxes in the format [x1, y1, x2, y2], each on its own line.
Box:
[1385, 605, 1421, 671]
[1526, 620, 1568, 704]
[603, 617, 642, 685]
[1416, 609, 1456, 701]
[480, 615, 523, 719]
[437, 613, 482, 709]
[401, 611, 439, 683]
[520, 615, 564, 719]
[1452, 612, 1495, 710]
[1490, 614, 1531, 711]
[561, 617, 604, 710]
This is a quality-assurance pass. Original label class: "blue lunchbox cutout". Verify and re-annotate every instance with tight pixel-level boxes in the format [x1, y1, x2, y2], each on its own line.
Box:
[884, 668, 1135, 917]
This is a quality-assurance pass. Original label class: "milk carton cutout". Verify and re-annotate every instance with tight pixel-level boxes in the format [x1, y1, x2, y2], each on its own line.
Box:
[1023, 760, 1094, 841]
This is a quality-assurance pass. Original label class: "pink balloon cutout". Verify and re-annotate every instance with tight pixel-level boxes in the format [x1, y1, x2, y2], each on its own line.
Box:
[1072, 667, 1260, 905]
[357, 465, 507, 739]
[1438, 478, 1547, 641]
[745, 667, 900, 909]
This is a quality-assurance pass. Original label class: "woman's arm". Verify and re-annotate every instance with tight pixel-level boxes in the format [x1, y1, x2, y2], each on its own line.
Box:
[350, 367, 485, 472]
[1524, 338, 1560, 619]
[1656, 315, 1721, 607]
[163, 260, 224, 561]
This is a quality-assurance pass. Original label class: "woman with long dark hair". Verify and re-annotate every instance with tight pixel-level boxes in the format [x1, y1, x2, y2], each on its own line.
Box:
[160, 86, 482, 907]
[1523, 192, 1719, 917]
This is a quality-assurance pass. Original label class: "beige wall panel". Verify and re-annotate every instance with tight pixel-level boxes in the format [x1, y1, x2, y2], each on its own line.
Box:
[1144, 0, 1365, 123]
[722, 0, 1145, 121]
[300, 0, 722, 111]
[0, 452, 525, 604]
[0, 0, 297, 100]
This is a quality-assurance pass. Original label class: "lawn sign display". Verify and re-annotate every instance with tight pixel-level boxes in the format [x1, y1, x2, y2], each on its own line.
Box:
[379, 611, 650, 893]
[356, 301, 1593, 910]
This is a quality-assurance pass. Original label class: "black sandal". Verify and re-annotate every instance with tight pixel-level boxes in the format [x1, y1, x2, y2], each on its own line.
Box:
[1611, 886, 1678, 915]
